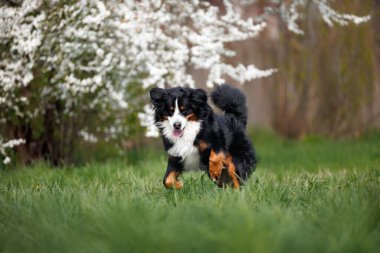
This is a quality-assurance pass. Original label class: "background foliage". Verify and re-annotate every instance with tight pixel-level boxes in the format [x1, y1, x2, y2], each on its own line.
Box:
[0, 0, 378, 166]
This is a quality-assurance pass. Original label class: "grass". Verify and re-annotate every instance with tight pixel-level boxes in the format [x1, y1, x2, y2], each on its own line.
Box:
[0, 130, 379, 253]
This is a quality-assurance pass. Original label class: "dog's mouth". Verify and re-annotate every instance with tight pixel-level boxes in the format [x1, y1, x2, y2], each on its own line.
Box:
[173, 129, 184, 138]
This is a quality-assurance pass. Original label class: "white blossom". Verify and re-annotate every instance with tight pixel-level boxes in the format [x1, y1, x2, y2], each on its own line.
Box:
[248, 0, 370, 35]
[79, 130, 98, 143]
[314, 0, 370, 27]
[3, 157, 11, 165]
[138, 105, 160, 138]
[0, 138, 25, 165]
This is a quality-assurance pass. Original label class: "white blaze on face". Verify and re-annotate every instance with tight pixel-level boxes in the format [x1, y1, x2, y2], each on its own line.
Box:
[168, 99, 187, 138]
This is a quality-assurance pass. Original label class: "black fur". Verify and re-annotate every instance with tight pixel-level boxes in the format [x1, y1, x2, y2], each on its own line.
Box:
[150, 84, 257, 187]
[211, 84, 248, 127]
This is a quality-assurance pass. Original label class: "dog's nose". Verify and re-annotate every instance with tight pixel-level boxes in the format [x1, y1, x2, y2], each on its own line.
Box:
[173, 122, 182, 130]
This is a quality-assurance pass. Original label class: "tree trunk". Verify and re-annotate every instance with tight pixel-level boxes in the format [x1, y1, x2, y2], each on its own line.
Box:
[371, 0, 380, 125]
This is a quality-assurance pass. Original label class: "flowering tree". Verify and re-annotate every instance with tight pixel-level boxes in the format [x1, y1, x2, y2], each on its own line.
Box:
[0, 0, 369, 165]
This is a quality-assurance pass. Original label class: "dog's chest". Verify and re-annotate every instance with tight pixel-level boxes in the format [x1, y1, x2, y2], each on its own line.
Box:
[167, 140, 200, 171]
[165, 120, 202, 171]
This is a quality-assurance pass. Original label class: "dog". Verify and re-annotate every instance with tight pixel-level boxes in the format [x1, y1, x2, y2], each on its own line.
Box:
[149, 84, 257, 189]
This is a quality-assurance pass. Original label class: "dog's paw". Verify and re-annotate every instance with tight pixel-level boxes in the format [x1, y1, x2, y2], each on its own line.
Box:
[164, 180, 183, 189]
[164, 172, 183, 189]
[209, 170, 222, 182]
[173, 180, 183, 189]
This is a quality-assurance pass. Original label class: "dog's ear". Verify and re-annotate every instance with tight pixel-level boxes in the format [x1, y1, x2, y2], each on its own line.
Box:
[190, 88, 208, 108]
[149, 88, 167, 108]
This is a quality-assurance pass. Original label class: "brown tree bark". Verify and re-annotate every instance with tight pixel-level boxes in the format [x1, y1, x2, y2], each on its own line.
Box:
[371, 0, 380, 125]
[373, 0, 380, 75]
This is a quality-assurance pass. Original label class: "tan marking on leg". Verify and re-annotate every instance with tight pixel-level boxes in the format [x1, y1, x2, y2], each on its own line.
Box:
[209, 150, 225, 181]
[164, 171, 183, 189]
[198, 140, 209, 152]
[185, 113, 197, 121]
[226, 155, 240, 189]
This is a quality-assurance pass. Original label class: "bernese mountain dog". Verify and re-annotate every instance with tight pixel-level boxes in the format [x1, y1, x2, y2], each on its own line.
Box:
[149, 84, 257, 189]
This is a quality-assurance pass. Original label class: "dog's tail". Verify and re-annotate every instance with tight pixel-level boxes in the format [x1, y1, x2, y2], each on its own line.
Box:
[211, 84, 248, 127]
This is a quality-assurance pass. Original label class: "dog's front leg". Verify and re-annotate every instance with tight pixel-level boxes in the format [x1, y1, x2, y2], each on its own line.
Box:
[163, 156, 183, 189]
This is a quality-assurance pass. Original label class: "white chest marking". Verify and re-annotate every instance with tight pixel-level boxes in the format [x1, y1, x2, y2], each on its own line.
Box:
[156, 98, 202, 171]
[168, 121, 200, 170]
[166, 121, 202, 171]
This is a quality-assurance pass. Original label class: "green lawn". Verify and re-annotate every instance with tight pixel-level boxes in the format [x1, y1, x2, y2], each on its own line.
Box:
[0, 131, 379, 253]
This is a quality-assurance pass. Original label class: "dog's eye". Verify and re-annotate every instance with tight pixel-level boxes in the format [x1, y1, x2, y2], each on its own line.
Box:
[179, 106, 185, 112]
[169, 106, 174, 112]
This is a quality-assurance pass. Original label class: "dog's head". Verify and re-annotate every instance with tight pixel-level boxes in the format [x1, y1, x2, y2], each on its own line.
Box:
[149, 87, 208, 140]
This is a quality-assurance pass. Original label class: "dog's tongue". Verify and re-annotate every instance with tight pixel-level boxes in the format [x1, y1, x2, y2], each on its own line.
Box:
[173, 129, 183, 138]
